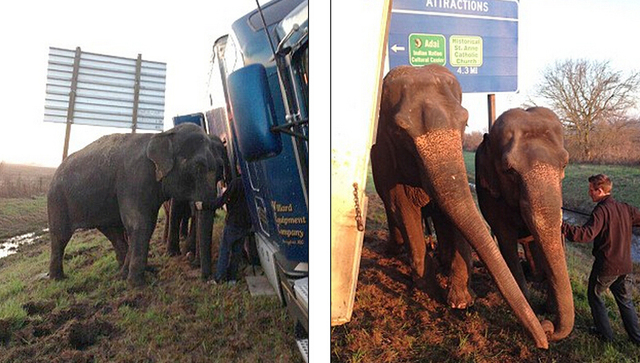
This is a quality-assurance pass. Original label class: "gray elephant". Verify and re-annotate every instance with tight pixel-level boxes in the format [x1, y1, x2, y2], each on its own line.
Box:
[475, 107, 573, 341]
[163, 134, 230, 277]
[370, 64, 549, 348]
[47, 123, 225, 286]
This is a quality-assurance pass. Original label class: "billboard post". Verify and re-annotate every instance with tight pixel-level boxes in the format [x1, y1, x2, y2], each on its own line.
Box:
[62, 47, 82, 161]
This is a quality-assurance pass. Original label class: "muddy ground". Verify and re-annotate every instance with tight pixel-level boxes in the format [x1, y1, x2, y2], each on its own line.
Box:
[330, 192, 640, 363]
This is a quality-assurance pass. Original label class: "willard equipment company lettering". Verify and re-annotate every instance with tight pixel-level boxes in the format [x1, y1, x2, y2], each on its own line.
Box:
[271, 201, 306, 245]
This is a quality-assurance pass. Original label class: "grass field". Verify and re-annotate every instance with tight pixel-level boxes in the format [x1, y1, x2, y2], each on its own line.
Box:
[0, 163, 56, 199]
[462, 151, 640, 213]
[0, 165, 302, 362]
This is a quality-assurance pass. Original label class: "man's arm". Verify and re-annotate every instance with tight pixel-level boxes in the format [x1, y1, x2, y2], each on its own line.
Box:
[562, 206, 605, 243]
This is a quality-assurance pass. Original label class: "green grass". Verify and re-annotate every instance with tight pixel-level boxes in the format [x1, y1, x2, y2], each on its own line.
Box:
[0, 212, 302, 363]
[462, 151, 640, 212]
[0, 196, 48, 239]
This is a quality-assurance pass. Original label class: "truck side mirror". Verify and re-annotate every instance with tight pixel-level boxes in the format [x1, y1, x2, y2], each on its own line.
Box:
[227, 64, 282, 161]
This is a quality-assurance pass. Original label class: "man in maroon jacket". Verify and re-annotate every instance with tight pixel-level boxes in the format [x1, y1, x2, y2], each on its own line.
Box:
[562, 174, 640, 344]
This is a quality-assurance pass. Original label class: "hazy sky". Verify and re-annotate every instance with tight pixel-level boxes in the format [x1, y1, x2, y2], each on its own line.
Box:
[1, 0, 639, 167]
[0, 1, 261, 167]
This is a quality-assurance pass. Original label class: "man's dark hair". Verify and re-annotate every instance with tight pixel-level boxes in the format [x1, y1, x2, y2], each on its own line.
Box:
[588, 174, 613, 194]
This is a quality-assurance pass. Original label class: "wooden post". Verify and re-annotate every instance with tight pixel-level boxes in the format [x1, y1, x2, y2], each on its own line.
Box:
[132, 54, 142, 133]
[62, 47, 82, 161]
[487, 93, 496, 132]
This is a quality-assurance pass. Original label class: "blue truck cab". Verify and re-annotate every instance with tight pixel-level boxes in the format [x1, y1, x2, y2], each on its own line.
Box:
[205, 0, 308, 358]
[172, 112, 205, 128]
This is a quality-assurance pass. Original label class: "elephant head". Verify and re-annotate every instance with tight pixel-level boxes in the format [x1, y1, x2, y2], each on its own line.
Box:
[475, 107, 572, 341]
[147, 123, 223, 203]
[376, 65, 549, 348]
[146, 124, 226, 280]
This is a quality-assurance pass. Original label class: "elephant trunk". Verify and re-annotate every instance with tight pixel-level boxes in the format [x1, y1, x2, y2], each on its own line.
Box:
[521, 163, 574, 341]
[196, 207, 215, 279]
[415, 129, 549, 349]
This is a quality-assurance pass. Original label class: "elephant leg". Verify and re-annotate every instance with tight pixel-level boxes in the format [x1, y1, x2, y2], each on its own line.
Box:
[389, 186, 430, 290]
[166, 199, 187, 256]
[161, 201, 171, 245]
[422, 205, 437, 250]
[371, 142, 405, 255]
[121, 204, 157, 287]
[495, 227, 529, 300]
[385, 205, 405, 255]
[431, 207, 473, 309]
[48, 225, 72, 280]
[519, 236, 546, 283]
[180, 215, 190, 239]
[197, 209, 215, 279]
[97, 226, 128, 267]
[185, 203, 198, 258]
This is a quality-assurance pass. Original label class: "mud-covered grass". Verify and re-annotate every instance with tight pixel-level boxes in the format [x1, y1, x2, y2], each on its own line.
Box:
[331, 163, 640, 363]
[0, 213, 302, 363]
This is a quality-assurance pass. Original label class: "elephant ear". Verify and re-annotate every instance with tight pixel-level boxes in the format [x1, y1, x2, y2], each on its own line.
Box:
[146, 132, 174, 182]
[475, 134, 500, 199]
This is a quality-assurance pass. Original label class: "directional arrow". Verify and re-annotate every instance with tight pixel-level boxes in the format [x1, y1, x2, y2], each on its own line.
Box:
[391, 44, 405, 53]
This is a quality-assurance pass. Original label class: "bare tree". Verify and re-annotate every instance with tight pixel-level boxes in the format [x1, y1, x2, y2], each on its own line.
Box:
[533, 59, 640, 161]
[463, 130, 484, 151]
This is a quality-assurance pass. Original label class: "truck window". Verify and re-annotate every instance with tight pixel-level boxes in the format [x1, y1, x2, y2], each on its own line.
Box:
[293, 44, 309, 116]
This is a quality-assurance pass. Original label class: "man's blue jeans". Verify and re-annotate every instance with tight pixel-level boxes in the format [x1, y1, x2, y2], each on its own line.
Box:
[588, 270, 640, 343]
[215, 224, 249, 282]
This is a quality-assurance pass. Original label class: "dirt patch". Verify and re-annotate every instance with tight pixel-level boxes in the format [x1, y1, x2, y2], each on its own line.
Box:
[3, 300, 116, 362]
[331, 192, 592, 362]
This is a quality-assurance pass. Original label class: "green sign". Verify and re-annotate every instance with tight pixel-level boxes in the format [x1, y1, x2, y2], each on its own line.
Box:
[449, 35, 483, 67]
[408, 33, 446, 66]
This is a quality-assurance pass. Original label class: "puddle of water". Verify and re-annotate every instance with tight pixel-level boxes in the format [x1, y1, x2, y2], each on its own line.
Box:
[0, 229, 48, 259]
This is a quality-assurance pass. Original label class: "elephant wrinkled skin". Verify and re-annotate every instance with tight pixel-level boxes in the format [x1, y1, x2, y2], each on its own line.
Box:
[476, 107, 573, 341]
[47, 123, 225, 286]
[370, 65, 549, 348]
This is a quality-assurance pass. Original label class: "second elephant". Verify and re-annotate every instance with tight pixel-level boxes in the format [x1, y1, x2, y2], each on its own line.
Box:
[475, 106, 573, 341]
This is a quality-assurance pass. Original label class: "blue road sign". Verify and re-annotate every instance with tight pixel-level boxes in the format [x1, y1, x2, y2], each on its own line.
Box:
[388, 0, 519, 93]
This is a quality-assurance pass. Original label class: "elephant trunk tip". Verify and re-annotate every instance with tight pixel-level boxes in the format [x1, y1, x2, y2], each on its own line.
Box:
[540, 319, 572, 343]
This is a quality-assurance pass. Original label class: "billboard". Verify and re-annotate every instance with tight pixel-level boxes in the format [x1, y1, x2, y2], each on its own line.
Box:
[44, 47, 166, 131]
[388, 0, 519, 93]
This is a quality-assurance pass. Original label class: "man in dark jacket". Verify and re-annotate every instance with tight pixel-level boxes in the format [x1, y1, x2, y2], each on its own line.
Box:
[210, 175, 252, 284]
[562, 174, 640, 343]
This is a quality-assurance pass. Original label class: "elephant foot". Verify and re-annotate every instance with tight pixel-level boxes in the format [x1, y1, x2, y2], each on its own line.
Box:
[48, 270, 65, 280]
[119, 267, 129, 280]
[447, 285, 474, 309]
[127, 275, 146, 288]
[166, 249, 181, 257]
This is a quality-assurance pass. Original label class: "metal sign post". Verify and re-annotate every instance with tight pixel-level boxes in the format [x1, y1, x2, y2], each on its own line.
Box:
[487, 93, 496, 131]
[132, 54, 142, 133]
[62, 47, 82, 161]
